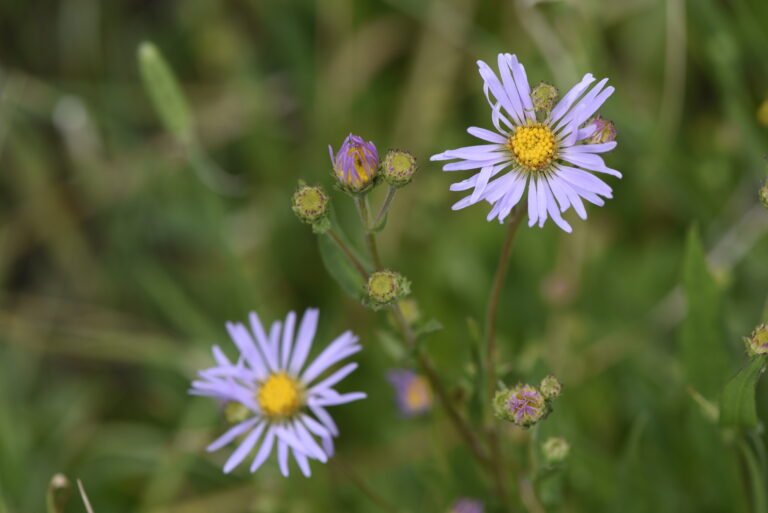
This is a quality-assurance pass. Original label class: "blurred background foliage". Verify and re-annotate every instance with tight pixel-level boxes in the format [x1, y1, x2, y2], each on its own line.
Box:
[1, 0, 768, 511]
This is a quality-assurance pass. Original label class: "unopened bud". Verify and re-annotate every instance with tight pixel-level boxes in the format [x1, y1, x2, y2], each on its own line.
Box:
[224, 402, 250, 424]
[745, 323, 768, 357]
[382, 149, 417, 188]
[531, 82, 559, 115]
[542, 437, 570, 464]
[494, 384, 547, 428]
[759, 180, 768, 209]
[539, 375, 562, 399]
[329, 133, 379, 193]
[292, 183, 330, 233]
[366, 270, 410, 309]
[587, 116, 617, 144]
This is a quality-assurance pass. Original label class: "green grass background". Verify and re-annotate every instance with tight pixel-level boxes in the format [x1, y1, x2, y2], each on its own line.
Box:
[1, 0, 768, 511]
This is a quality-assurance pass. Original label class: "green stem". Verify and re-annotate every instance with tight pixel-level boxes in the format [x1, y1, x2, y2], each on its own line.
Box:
[372, 186, 398, 229]
[740, 436, 768, 513]
[332, 459, 403, 513]
[355, 196, 384, 269]
[326, 229, 369, 279]
[391, 305, 492, 469]
[483, 207, 524, 510]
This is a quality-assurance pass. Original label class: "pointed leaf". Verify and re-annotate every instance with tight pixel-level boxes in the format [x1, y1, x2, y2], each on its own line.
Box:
[720, 356, 766, 428]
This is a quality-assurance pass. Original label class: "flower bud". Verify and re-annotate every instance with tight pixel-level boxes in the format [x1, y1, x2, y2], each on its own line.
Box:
[531, 82, 559, 115]
[329, 133, 378, 193]
[587, 116, 617, 144]
[382, 149, 417, 188]
[542, 436, 570, 464]
[745, 323, 768, 356]
[365, 270, 410, 309]
[539, 375, 562, 399]
[291, 183, 330, 233]
[759, 180, 768, 209]
[387, 369, 432, 417]
[224, 401, 250, 424]
[494, 384, 547, 427]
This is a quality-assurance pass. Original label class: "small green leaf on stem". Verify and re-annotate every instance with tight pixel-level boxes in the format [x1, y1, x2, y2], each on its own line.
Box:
[720, 356, 766, 428]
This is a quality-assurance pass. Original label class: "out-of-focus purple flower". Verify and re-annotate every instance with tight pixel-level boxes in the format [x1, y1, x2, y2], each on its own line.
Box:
[387, 369, 432, 417]
[431, 53, 621, 232]
[190, 308, 366, 477]
[450, 498, 484, 513]
[329, 133, 379, 192]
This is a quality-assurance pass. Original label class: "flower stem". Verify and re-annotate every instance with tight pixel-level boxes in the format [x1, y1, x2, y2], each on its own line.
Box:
[372, 186, 398, 229]
[352, 195, 493, 471]
[326, 229, 369, 279]
[391, 305, 492, 469]
[332, 459, 403, 513]
[355, 196, 384, 269]
[483, 206, 525, 511]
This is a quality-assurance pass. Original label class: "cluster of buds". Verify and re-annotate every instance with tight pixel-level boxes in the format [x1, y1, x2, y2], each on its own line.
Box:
[493, 375, 562, 428]
[365, 270, 411, 310]
[542, 436, 570, 465]
[291, 182, 330, 233]
[745, 323, 768, 357]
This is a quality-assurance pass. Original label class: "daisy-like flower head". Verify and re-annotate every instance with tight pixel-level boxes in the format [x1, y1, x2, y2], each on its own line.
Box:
[431, 53, 622, 233]
[329, 133, 379, 193]
[190, 308, 365, 477]
[387, 369, 433, 417]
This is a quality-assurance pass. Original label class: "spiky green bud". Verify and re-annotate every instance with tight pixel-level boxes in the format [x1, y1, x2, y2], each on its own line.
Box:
[745, 323, 768, 357]
[382, 149, 417, 188]
[542, 436, 570, 464]
[365, 270, 410, 310]
[539, 375, 562, 399]
[292, 183, 330, 233]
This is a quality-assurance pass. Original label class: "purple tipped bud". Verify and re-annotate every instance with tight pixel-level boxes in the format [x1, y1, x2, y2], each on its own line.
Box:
[494, 384, 547, 427]
[746, 324, 768, 356]
[587, 116, 617, 144]
[329, 134, 379, 193]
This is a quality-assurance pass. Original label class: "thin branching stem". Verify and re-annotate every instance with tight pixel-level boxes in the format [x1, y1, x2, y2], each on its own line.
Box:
[483, 206, 524, 510]
[372, 186, 398, 229]
[326, 229, 369, 279]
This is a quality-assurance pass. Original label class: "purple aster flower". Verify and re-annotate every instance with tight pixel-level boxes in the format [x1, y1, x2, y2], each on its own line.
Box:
[387, 369, 432, 417]
[329, 133, 379, 192]
[431, 53, 621, 233]
[190, 308, 365, 477]
[450, 498, 484, 513]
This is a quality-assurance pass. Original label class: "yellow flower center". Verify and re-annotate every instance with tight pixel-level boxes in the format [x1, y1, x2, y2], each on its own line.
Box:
[257, 373, 302, 419]
[508, 124, 556, 171]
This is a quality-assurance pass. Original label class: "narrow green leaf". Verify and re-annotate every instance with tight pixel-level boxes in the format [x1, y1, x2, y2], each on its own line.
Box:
[318, 233, 365, 300]
[413, 318, 443, 339]
[739, 438, 768, 513]
[679, 227, 732, 397]
[720, 356, 766, 428]
[137, 42, 194, 144]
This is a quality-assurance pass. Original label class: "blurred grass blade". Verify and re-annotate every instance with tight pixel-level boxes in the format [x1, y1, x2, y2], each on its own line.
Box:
[720, 356, 766, 428]
[46, 474, 70, 513]
[137, 42, 194, 145]
[77, 480, 95, 513]
[679, 227, 731, 397]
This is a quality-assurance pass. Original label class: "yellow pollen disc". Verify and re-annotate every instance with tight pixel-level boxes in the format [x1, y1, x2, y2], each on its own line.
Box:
[348, 148, 370, 183]
[257, 373, 302, 418]
[508, 124, 556, 171]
